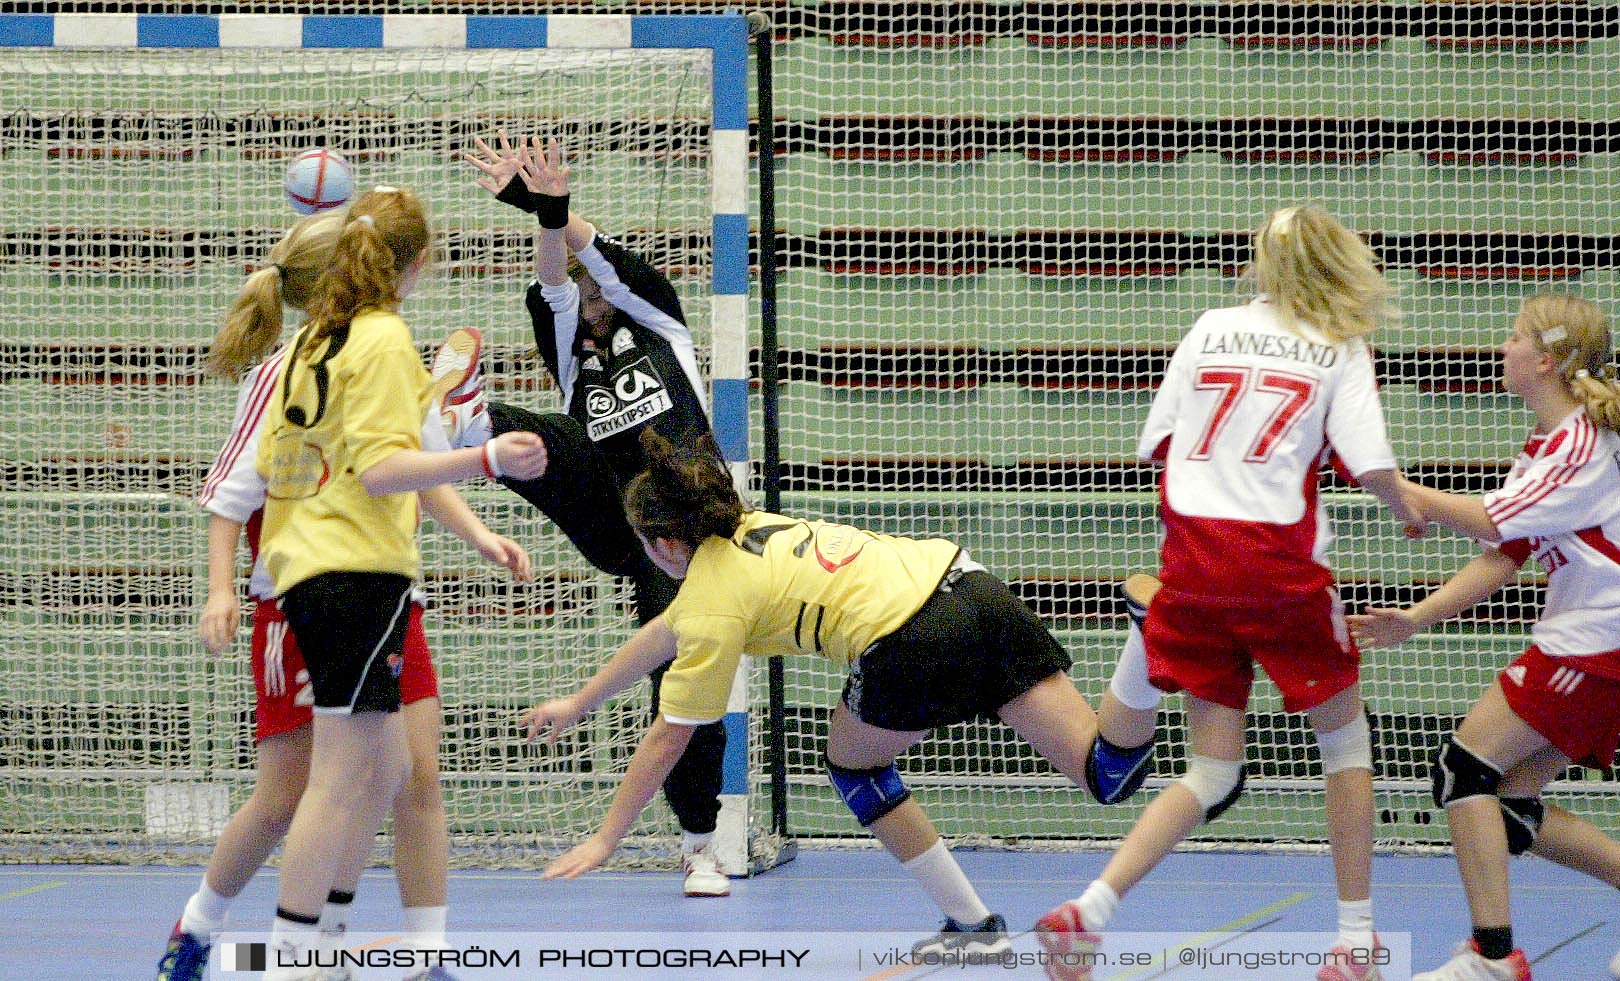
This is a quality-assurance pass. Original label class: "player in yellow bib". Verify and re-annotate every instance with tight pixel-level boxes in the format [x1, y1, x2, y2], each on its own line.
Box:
[525, 430, 1111, 957]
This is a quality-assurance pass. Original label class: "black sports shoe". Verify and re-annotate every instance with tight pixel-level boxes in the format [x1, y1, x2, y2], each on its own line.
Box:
[911, 912, 1011, 960]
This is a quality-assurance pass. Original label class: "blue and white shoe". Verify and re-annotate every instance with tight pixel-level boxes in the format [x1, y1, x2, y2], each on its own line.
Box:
[911, 912, 1010, 960]
[156, 921, 210, 981]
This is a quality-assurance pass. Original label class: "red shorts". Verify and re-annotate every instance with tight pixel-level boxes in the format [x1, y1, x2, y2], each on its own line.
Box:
[1499, 646, 1620, 769]
[1144, 586, 1359, 713]
[251, 598, 437, 741]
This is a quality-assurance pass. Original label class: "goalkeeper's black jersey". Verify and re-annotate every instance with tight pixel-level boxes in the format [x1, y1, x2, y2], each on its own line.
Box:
[526, 233, 714, 484]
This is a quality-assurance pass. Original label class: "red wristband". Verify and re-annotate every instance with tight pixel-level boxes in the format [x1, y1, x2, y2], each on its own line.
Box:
[481, 441, 502, 480]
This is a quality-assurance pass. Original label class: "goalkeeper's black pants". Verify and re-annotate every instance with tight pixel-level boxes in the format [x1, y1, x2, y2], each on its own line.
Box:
[488, 400, 724, 835]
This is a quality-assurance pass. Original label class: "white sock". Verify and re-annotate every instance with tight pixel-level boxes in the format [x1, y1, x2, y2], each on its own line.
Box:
[1078, 880, 1120, 931]
[681, 831, 715, 855]
[266, 916, 319, 981]
[317, 896, 352, 937]
[1336, 897, 1373, 948]
[179, 878, 233, 937]
[1109, 625, 1163, 712]
[902, 839, 991, 925]
[403, 905, 448, 952]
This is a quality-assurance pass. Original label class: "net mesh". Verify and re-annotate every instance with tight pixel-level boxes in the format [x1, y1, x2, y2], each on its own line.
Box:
[0, 42, 721, 867]
[4, 2, 1620, 863]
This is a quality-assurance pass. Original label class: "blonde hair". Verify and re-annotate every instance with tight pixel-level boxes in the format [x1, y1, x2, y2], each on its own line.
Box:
[207, 210, 346, 380]
[303, 186, 430, 343]
[1518, 292, 1620, 432]
[1244, 205, 1398, 344]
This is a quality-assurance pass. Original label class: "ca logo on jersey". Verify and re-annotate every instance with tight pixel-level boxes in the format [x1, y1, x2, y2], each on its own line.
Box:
[584, 354, 673, 440]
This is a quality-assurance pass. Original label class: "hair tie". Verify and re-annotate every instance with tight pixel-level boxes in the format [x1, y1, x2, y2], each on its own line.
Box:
[354, 214, 376, 230]
[1576, 368, 1592, 380]
[374, 184, 400, 194]
[1541, 324, 1570, 346]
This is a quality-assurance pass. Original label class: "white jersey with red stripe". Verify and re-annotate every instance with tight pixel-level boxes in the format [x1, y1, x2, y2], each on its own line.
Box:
[1487, 409, 1620, 657]
[1138, 298, 1396, 599]
[196, 348, 447, 602]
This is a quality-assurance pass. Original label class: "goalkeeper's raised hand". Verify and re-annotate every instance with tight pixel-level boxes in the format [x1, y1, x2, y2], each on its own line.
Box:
[464, 128, 537, 212]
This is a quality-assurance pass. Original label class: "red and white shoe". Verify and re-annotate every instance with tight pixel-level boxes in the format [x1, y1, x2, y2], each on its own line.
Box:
[1413, 939, 1531, 981]
[429, 327, 488, 448]
[1035, 899, 1100, 981]
[1317, 933, 1386, 980]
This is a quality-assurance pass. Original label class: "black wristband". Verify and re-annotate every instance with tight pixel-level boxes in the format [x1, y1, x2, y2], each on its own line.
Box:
[536, 192, 570, 230]
[495, 174, 538, 214]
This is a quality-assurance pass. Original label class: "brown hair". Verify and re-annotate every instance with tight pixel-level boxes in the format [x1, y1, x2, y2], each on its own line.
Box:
[303, 186, 430, 343]
[623, 430, 745, 549]
[1244, 205, 1398, 344]
[1518, 292, 1620, 432]
[207, 210, 346, 380]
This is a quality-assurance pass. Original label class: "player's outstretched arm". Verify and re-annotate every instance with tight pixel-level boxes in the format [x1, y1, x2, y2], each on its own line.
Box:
[522, 617, 680, 744]
[543, 716, 696, 880]
[199, 513, 246, 655]
[1356, 468, 1428, 539]
[419, 483, 532, 581]
[1348, 548, 1520, 649]
[1400, 478, 1500, 543]
[359, 432, 547, 495]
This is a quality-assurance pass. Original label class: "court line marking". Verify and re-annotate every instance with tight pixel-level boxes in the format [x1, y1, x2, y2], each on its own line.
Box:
[1530, 920, 1606, 966]
[0, 881, 65, 901]
[1134, 915, 1285, 980]
[1104, 892, 1311, 981]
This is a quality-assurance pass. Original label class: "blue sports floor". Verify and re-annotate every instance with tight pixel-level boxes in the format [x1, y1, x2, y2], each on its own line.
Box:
[8, 849, 1617, 979]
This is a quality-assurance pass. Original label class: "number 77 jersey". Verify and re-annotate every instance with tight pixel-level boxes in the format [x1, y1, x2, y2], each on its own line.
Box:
[1137, 298, 1397, 599]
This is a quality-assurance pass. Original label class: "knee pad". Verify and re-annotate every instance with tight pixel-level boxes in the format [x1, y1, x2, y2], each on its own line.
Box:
[1500, 797, 1544, 856]
[1431, 738, 1502, 809]
[1085, 734, 1155, 805]
[826, 755, 911, 827]
[1179, 756, 1245, 823]
[1316, 714, 1373, 775]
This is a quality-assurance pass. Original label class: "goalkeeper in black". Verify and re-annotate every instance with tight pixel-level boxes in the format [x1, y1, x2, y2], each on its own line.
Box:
[451, 133, 730, 896]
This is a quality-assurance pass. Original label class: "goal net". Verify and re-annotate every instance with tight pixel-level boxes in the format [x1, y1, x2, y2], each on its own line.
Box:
[757, 1, 1620, 852]
[4, 1, 1618, 866]
[0, 19, 760, 869]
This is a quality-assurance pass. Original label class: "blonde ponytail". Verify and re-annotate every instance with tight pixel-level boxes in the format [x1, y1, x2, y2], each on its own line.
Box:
[1244, 205, 1398, 344]
[206, 209, 346, 380]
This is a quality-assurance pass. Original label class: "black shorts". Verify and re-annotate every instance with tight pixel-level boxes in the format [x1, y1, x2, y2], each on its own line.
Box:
[280, 571, 414, 715]
[841, 570, 1072, 731]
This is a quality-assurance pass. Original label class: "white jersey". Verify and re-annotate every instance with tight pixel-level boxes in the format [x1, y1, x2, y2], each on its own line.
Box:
[196, 349, 447, 602]
[1138, 298, 1396, 599]
[1487, 410, 1620, 659]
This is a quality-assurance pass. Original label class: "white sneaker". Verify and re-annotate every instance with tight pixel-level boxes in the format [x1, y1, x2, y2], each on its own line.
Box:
[429, 327, 488, 448]
[680, 843, 731, 897]
[1412, 940, 1531, 980]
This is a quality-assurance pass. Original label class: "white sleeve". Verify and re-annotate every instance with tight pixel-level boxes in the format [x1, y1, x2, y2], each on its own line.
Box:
[1136, 327, 1197, 460]
[1324, 339, 1397, 478]
[539, 278, 582, 399]
[196, 364, 275, 523]
[1486, 421, 1612, 539]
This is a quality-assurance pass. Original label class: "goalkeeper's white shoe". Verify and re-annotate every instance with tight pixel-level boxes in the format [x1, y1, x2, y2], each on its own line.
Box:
[429, 327, 489, 449]
[680, 841, 731, 897]
[1412, 940, 1530, 980]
